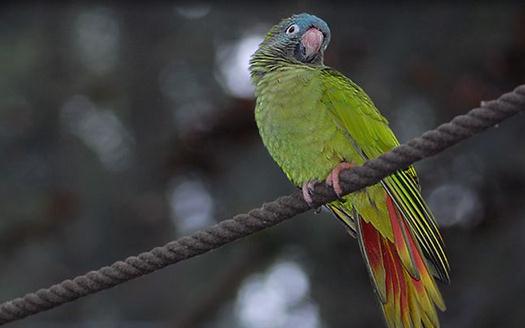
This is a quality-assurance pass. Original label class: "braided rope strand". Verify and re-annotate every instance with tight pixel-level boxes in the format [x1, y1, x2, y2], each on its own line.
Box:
[0, 85, 523, 325]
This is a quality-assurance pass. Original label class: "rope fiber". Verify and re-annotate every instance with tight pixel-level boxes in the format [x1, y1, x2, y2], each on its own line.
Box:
[0, 85, 524, 325]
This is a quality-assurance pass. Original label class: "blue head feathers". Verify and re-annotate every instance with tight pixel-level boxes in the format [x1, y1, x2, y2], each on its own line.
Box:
[253, 13, 331, 65]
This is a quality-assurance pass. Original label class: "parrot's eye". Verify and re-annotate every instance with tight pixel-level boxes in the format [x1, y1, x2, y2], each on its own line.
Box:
[285, 24, 299, 35]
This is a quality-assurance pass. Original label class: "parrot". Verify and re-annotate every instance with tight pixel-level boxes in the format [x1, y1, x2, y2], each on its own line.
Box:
[249, 13, 450, 328]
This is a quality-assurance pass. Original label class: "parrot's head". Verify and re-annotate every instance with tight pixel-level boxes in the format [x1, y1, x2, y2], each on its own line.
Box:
[253, 13, 331, 65]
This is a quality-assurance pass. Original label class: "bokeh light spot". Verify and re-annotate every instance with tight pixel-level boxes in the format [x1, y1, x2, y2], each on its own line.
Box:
[235, 260, 321, 328]
[167, 177, 215, 234]
[216, 34, 263, 99]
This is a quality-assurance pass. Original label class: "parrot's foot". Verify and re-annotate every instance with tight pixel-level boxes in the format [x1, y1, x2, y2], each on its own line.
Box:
[301, 180, 318, 207]
[326, 162, 353, 198]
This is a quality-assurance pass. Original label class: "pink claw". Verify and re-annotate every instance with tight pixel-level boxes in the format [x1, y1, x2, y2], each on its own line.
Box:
[326, 162, 353, 197]
[301, 180, 317, 206]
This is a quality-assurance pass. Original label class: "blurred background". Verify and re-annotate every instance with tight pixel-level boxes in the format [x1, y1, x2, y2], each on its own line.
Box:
[1, 2, 524, 328]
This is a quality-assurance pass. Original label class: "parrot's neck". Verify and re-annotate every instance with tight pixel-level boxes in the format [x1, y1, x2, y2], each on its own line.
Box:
[249, 47, 289, 85]
[250, 46, 325, 87]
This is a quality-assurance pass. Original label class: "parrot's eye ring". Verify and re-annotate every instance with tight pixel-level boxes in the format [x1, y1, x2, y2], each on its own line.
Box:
[285, 24, 299, 35]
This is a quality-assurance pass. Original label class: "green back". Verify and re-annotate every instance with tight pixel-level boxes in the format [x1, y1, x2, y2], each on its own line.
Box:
[319, 68, 449, 282]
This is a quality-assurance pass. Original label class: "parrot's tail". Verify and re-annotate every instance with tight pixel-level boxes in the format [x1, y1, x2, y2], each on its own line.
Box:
[357, 195, 446, 328]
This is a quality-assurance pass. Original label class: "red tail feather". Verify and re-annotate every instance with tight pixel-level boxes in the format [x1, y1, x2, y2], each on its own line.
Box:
[358, 195, 445, 328]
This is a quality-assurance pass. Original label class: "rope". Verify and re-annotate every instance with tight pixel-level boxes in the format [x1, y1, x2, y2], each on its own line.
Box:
[0, 85, 524, 325]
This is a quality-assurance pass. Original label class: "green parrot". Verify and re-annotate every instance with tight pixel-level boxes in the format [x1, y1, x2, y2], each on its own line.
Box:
[249, 13, 450, 328]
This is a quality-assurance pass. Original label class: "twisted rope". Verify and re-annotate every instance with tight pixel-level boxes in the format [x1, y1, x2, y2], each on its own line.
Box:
[1, 85, 524, 325]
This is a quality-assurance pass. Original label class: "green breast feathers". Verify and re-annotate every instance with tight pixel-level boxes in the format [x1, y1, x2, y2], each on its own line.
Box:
[255, 65, 369, 186]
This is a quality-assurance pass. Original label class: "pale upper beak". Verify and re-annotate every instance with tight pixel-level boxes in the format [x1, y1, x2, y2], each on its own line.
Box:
[301, 27, 324, 59]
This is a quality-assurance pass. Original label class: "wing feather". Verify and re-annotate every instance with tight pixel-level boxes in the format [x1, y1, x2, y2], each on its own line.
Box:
[320, 68, 450, 282]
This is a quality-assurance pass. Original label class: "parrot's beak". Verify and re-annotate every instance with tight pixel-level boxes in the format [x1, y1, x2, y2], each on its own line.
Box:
[301, 27, 324, 59]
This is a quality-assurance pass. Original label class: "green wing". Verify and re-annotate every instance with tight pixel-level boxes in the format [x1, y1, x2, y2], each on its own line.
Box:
[320, 68, 450, 282]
